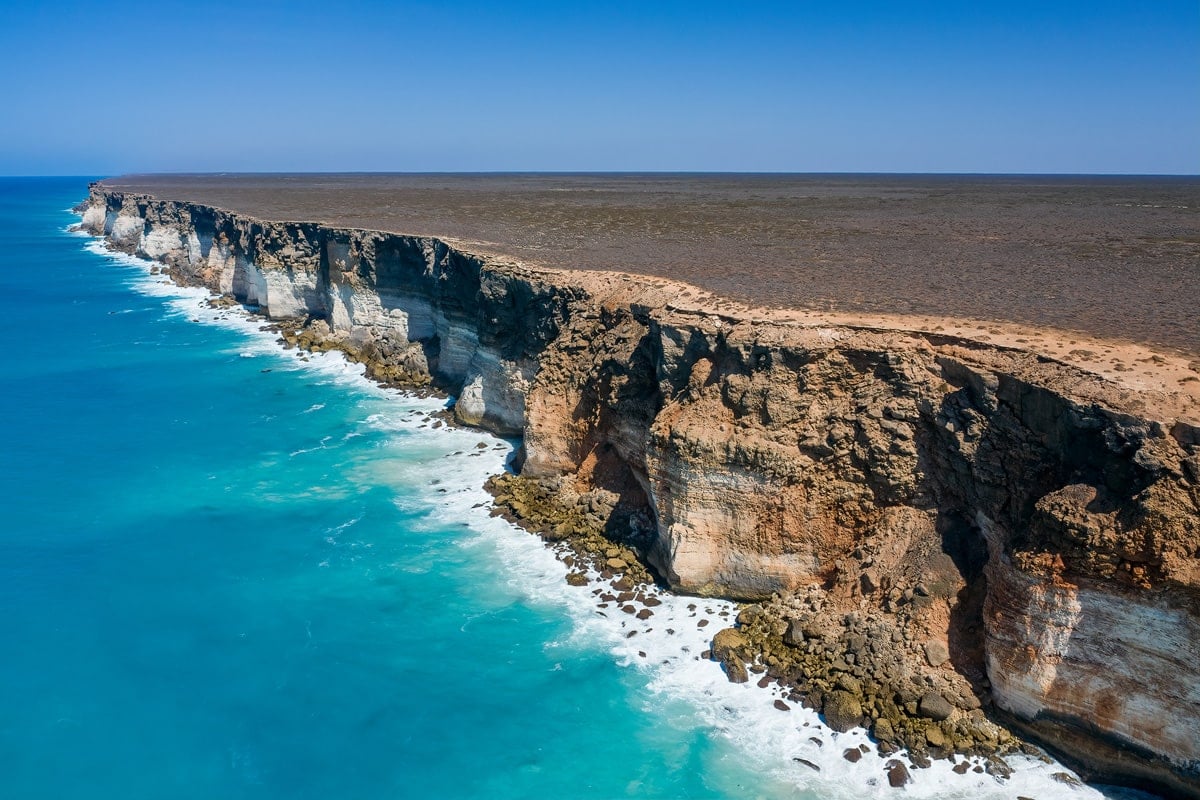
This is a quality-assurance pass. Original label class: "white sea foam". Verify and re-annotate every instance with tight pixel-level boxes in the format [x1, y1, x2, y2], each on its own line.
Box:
[78, 233, 1115, 800]
[394, 433, 1114, 799]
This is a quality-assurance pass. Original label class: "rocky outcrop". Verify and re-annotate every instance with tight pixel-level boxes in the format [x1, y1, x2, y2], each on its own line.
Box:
[79, 182, 1200, 797]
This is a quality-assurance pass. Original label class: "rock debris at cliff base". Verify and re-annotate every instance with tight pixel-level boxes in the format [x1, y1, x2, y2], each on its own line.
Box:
[80, 183, 1200, 799]
[482, 468, 1033, 781]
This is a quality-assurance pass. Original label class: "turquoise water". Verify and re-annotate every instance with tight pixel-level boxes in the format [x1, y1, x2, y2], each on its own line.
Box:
[0, 178, 781, 799]
[0, 179, 1115, 800]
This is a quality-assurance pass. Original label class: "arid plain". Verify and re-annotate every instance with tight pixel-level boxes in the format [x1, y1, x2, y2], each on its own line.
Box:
[101, 174, 1198, 347]
[101, 173, 1200, 409]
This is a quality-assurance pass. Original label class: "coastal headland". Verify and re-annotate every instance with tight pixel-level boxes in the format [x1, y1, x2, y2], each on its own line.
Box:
[81, 175, 1200, 797]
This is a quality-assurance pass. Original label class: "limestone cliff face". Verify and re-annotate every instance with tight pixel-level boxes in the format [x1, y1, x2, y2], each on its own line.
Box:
[81, 183, 1200, 796]
[83, 186, 582, 436]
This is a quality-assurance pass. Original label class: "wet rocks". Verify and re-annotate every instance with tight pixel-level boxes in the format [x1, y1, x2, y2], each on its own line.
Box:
[823, 691, 864, 733]
[485, 472, 655, 587]
[711, 627, 750, 660]
[710, 628, 748, 686]
[873, 718, 896, 744]
[276, 318, 435, 391]
[886, 760, 911, 787]
[724, 658, 749, 684]
[924, 726, 946, 748]
[704, 586, 1022, 768]
[204, 293, 239, 309]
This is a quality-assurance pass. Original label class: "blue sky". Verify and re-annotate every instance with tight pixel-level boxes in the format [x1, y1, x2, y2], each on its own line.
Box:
[1, 0, 1196, 174]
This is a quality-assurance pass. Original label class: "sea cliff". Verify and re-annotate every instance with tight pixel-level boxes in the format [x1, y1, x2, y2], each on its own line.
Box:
[80, 183, 1200, 797]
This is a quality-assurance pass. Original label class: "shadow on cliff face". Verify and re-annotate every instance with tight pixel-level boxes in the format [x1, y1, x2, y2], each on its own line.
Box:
[584, 442, 657, 543]
[552, 312, 666, 558]
[937, 510, 991, 694]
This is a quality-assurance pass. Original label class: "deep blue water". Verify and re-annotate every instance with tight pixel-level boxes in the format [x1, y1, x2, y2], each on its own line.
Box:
[0, 178, 1113, 800]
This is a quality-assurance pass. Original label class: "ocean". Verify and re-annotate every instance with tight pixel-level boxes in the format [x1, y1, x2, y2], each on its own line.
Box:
[0, 178, 1122, 800]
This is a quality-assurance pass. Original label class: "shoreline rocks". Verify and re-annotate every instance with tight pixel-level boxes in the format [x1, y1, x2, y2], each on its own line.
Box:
[484, 472, 657, 589]
[710, 588, 1022, 764]
[487, 468, 1032, 777]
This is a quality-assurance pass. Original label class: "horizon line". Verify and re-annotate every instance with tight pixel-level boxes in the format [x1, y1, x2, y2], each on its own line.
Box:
[5, 170, 1199, 179]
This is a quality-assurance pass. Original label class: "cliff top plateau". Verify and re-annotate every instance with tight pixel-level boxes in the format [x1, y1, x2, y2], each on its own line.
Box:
[99, 173, 1200, 421]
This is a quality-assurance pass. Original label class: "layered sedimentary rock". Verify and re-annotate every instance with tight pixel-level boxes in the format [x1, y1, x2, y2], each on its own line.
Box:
[80, 184, 1200, 796]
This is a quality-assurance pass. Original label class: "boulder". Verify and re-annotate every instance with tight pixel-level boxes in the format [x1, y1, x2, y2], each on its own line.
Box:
[736, 605, 764, 626]
[886, 759, 911, 787]
[822, 690, 864, 733]
[918, 691, 954, 721]
[924, 640, 950, 667]
[925, 726, 946, 747]
[784, 618, 825, 647]
[712, 627, 750, 661]
[835, 673, 862, 695]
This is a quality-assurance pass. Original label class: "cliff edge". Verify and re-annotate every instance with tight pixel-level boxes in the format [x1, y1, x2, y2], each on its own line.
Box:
[80, 183, 1200, 797]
